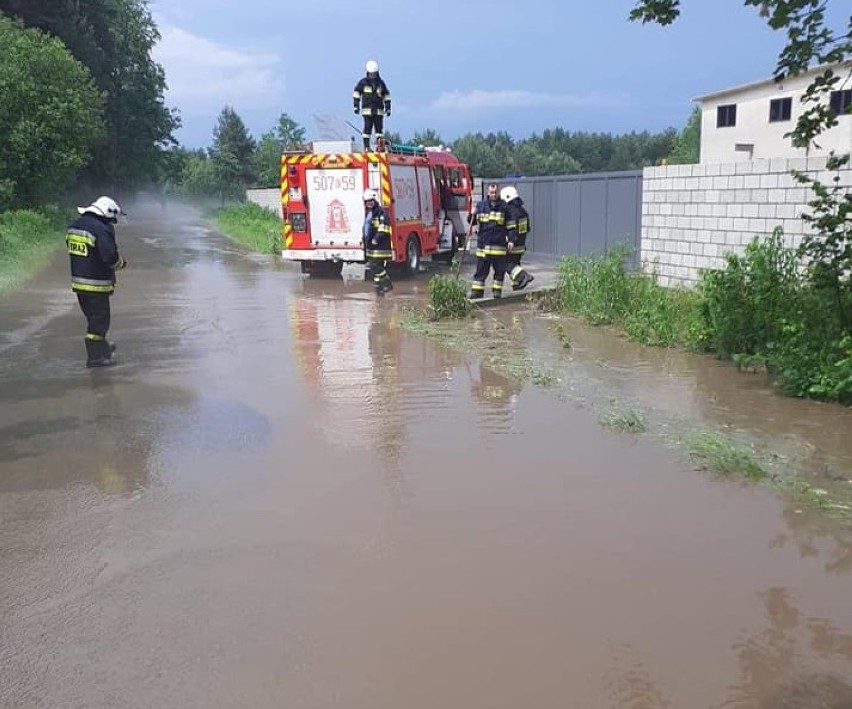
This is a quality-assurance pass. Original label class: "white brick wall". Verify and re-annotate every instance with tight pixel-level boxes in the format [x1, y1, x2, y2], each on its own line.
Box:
[246, 188, 282, 218]
[641, 156, 852, 287]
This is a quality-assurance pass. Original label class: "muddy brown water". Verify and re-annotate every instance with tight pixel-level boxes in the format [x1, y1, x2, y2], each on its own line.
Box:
[1, 201, 851, 708]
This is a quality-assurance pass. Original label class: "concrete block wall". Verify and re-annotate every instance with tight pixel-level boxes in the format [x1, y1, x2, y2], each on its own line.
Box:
[641, 157, 852, 287]
[246, 188, 282, 218]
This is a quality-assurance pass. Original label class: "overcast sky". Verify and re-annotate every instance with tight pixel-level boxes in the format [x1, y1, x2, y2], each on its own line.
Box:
[148, 0, 816, 148]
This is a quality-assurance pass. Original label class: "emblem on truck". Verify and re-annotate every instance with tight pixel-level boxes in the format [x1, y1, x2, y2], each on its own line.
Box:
[325, 199, 350, 234]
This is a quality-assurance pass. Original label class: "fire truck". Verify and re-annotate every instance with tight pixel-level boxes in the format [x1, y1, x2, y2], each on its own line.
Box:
[280, 141, 473, 277]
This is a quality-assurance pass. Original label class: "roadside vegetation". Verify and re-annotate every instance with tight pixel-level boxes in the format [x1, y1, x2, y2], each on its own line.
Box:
[0, 209, 68, 295]
[545, 226, 852, 406]
[211, 202, 283, 254]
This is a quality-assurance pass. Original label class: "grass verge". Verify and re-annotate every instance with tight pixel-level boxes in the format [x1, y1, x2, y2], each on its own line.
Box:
[0, 207, 69, 296]
[211, 202, 283, 254]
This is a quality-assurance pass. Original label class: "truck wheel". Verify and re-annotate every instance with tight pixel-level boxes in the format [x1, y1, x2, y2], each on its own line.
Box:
[405, 234, 421, 276]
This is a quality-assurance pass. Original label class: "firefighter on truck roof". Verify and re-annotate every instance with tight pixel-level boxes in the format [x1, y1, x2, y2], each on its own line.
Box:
[363, 188, 393, 296]
[353, 60, 391, 151]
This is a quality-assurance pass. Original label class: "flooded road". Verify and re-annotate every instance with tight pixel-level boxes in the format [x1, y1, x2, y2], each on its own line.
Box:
[2, 203, 852, 708]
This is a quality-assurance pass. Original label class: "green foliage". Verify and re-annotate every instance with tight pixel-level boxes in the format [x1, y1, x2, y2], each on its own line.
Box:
[427, 274, 472, 319]
[0, 208, 68, 294]
[667, 105, 701, 164]
[448, 127, 676, 177]
[2, 0, 180, 189]
[0, 15, 105, 209]
[176, 152, 219, 198]
[411, 129, 444, 147]
[275, 113, 306, 149]
[554, 242, 699, 346]
[254, 132, 284, 188]
[212, 202, 283, 254]
[210, 107, 257, 202]
[599, 409, 647, 433]
[686, 431, 767, 479]
[553, 235, 852, 405]
[697, 229, 801, 357]
[793, 154, 852, 329]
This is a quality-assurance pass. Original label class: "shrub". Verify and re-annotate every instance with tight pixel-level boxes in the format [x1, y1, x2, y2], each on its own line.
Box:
[427, 273, 471, 319]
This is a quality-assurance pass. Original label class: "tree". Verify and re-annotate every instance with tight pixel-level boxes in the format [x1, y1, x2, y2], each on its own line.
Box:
[0, 15, 105, 209]
[275, 113, 306, 148]
[411, 129, 444, 147]
[210, 106, 256, 202]
[254, 132, 283, 188]
[177, 152, 219, 198]
[1, 0, 180, 190]
[667, 106, 701, 164]
[252, 113, 307, 188]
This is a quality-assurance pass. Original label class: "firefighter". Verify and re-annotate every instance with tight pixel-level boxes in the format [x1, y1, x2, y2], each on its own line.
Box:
[353, 60, 391, 151]
[66, 196, 127, 368]
[363, 188, 393, 295]
[469, 183, 510, 299]
[500, 185, 534, 290]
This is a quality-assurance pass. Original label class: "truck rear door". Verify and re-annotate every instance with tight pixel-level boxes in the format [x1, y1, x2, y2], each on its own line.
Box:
[305, 167, 364, 248]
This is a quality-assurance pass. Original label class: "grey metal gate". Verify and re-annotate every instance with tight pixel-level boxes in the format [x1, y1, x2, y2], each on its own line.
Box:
[479, 170, 643, 262]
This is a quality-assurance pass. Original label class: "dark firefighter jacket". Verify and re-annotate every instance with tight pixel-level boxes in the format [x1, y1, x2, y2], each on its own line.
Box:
[505, 197, 530, 255]
[353, 75, 392, 116]
[364, 205, 393, 259]
[472, 197, 509, 257]
[66, 213, 125, 294]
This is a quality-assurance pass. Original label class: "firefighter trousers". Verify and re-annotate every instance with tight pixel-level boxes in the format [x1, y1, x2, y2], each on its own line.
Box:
[471, 254, 506, 298]
[77, 292, 111, 339]
[362, 115, 384, 146]
[368, 256, 392, 293]
[77, 292, 114, 365]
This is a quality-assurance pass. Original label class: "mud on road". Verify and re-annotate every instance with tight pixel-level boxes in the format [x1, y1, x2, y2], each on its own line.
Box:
[2, 201, 852, 708]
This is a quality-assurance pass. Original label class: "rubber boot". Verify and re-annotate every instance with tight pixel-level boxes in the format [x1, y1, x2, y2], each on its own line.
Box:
[85, 339, 114, 368]
[512, 269, 534, 291]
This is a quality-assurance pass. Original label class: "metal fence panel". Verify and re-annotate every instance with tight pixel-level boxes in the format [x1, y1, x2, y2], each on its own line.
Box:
[480, 171, 642, 262]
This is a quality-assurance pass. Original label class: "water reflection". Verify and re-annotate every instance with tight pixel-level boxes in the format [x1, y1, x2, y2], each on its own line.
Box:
[724, 587, 852, 708]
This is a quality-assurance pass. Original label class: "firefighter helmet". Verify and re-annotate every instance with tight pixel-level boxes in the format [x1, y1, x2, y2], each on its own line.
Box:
[363, 188, 379, 202]
[77, 196, 122, 222]
[500, 186, 519, 203]
[365, 60, 379, 74]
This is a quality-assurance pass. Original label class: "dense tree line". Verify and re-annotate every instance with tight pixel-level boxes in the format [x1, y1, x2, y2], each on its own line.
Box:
[167, 106, 700, 200]
[0, 0, 178, 209]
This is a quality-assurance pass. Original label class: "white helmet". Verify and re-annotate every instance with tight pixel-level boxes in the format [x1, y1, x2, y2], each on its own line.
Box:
[77, 196, 122, 222]
[365, 60, 379, 74]
[363, 188, 379, 202]
[500, 186, 519, 203]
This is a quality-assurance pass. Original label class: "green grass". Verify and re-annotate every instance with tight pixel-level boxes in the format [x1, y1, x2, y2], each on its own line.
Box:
[0, 208, 68, 295]
[599, 408, 647, 433]
[685, 430, 767, 479]
[427, 273, 471, 319]
[211, 202, 283, 254]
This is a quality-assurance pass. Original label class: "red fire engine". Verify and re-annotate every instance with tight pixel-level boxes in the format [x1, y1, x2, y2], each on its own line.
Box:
[280, 140, 473, 277]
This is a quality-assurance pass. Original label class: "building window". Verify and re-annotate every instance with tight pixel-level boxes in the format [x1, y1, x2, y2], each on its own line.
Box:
[769, 97, 792, 122]
[829, 89, 852, 116]
[717, 104, 737, 128]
